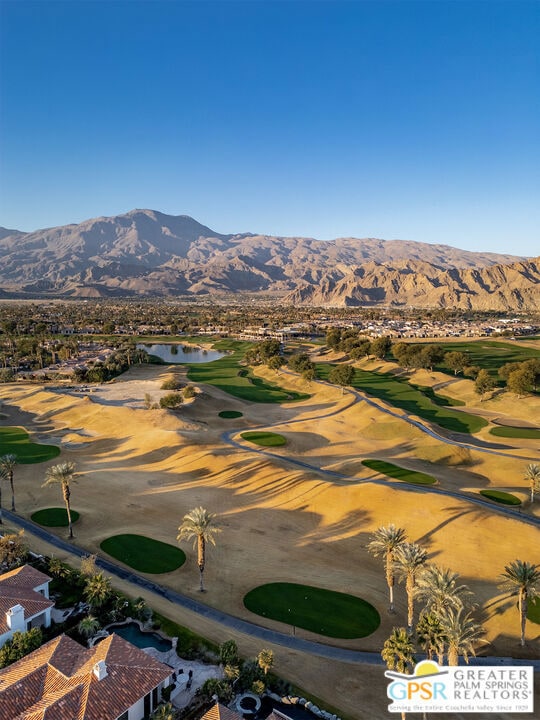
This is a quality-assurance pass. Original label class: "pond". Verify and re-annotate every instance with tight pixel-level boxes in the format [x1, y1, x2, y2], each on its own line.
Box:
[137, 343, 226, 364]
[107, 621, 172, 652]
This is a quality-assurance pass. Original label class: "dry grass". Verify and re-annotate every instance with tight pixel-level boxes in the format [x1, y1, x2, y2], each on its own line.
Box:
[0, 362, 539, 719]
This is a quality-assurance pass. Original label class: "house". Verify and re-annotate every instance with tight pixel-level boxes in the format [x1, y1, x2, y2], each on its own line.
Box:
[0, 632, 172, 719]
[0, 565, 53, 648]
[199, 700, 287, 720]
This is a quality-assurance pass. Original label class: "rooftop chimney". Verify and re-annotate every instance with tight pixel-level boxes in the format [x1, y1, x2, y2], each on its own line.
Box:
[6, 604, 25, 632]
[93, 660, 108, 681]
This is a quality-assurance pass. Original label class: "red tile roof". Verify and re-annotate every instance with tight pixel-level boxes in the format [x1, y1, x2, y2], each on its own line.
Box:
[200, 703, 243, 720]
[0, 633, 172, 720]
[0, 565, 53, 634]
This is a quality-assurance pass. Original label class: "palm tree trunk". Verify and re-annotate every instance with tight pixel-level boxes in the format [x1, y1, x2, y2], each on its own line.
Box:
[0, 484, 3, 524]
[448, 646, 458, 666]
[386, 557, 395, 612]
[519, 591, 527, 647]
[406, 576, 414, 631]
[197, 535, 205, 592]
[63, 483, 73, 538]
[9, 471, 15, 511]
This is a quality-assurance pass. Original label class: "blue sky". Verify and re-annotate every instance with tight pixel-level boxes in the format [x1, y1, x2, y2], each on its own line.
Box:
[1, 0, 538, 255]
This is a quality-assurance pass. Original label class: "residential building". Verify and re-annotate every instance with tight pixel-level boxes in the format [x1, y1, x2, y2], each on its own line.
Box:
[0, 632, 172, 719]
[0, 565, 53, 648]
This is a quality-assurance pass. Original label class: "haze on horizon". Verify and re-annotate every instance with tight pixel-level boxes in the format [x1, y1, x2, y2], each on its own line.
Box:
[1, 1, 539, 256]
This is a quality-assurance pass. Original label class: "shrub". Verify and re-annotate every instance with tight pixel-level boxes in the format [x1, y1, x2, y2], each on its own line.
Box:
[161, 377, 184, 390]
[0, 628, 43, 668]
[183, 385, 196, 398]
[160, 392, 184, 408]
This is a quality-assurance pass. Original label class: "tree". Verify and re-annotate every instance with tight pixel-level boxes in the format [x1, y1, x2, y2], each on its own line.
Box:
[367, 524, 407, 612]
[498, 560, 540, 646]
[257, 648, 274, 675]
[177, 507, 221, 592]
[414, 565, 473, 617]
[151, 702, 176, 720]
[370, 336, 392, 360]
[328, 364, 355, 394]
[382, 627, 415, 720]
[525, 463, 540, 503]
[474, 369, 495, 399]
[0, 530, 28, 569]
[42, 461, 77, 538]
[219, 639, 239, 666]
[268, 355, 285, 372]
[80, 553, 98, 577]
[0, 454, 17, 511]
[444, 351, 469, 376]
[419, 345, 444, 371]
[394, 542, 428, 631]
[438, 607, 484, 666]
[78, 615, 100, 639]
[0, 628, 43, 668]
[84, 572, 112, 609]
[507, 367, 534, 397]
[415, 611, 446, 664]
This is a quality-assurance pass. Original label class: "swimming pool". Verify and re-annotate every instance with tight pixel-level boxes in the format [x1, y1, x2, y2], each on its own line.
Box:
[107, 622, 172, 652]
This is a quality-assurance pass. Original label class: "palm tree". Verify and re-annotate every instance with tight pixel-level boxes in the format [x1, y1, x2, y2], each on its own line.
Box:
[415, 564, 473, 616]
[498, 559, 540, 646]
[151, 702, 175, 720]
[257, 648, 274, 675]
[438, 607, 484, 666]
[0, 454, 17, 511]
[84, 572, 112, 609]
[382, 627, 415, 720]
[524, 463, 540, 503]
[394, 542, 427, 631]
[0, 467, 4, 525]
[42, 461, 77, 538]
[177, 507, 221, 592]
[415, 611, 446, 664]
[367, 524, 407, 612]
[78, 615, 100, 639]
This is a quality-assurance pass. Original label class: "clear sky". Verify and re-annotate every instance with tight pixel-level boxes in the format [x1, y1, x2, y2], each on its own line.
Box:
[1, 0, 539, 255]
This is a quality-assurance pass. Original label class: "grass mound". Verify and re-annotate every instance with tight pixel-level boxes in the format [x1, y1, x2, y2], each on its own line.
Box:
[362, 459, 437, 485]
[479, 490, 521, 506]
[317, 364, 486, 434]
[244, 582, 380, 638]
[100, 534, 186, 574]
[527, 597, 540, 625]
[240, 431, 287, 447]
[31, 507, 80, 527]
[0, 427, 60, 463]
[186, 340, 310, 403]
[218, 410, 243, 419]
[489, 426, 540, 440]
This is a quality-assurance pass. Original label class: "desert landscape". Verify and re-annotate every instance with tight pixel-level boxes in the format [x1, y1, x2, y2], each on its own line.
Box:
[1, 339, 538, 719]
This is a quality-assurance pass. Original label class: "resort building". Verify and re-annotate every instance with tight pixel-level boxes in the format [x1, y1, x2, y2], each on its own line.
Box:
[0, 632, 173, 719]
[0, 565, 53, 648]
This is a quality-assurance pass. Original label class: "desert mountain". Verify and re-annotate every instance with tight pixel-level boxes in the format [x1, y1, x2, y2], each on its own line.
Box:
[0, 209, 537, 309]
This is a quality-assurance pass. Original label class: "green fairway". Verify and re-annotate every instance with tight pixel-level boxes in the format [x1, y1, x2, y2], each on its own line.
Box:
[362, 458, 437, 485]
[0, 426, 60, 463]
[100, 534, 186, 574]
[435, 340, 540, 382]
[186, 340, 310, 403]
[528, 597, 540, 625]
[218, 410, 244, 419]
[31, 507, 80, 527]
[410, 383, 465, 407]
[240, 431, 287, 447]
[489, 426, 540, 439]
[243, 582, 380, 638]
[317, 364, 486, 434]
[479, 490, 521, 506]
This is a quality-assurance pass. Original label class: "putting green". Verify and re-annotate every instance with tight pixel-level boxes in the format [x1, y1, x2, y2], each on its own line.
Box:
[31, 507, 80, 527]
[479, 490, 521, 506]
[100, 534, 186, 574]
[489, 426, 540, 440]
[218, 410, 243, 419]
[240, 431, 287, 447]
[362, 459, 437, 485]
[0, 426, 60, 463]
[244, 582, 380, 638]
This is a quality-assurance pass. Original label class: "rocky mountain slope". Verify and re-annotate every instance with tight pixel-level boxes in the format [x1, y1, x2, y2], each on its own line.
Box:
[0, 209, 537, 309]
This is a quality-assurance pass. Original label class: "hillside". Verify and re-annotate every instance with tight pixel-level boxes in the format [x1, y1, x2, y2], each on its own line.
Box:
[0, 209, 536, 309]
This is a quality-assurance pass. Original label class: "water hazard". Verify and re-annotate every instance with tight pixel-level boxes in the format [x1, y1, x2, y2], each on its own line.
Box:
[137, 343, 225, 364]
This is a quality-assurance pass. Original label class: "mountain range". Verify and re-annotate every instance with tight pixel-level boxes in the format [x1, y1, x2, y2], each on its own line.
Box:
[0, 209, 538, 310]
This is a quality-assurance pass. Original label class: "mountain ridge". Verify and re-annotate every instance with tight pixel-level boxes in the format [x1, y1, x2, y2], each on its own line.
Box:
[0, 209, 537, 310]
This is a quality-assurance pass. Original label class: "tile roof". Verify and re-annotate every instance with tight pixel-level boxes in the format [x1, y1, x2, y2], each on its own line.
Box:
[200, 703, 243, 720]
[0, 633, 172, 720]
[0, 565, 53, 634]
